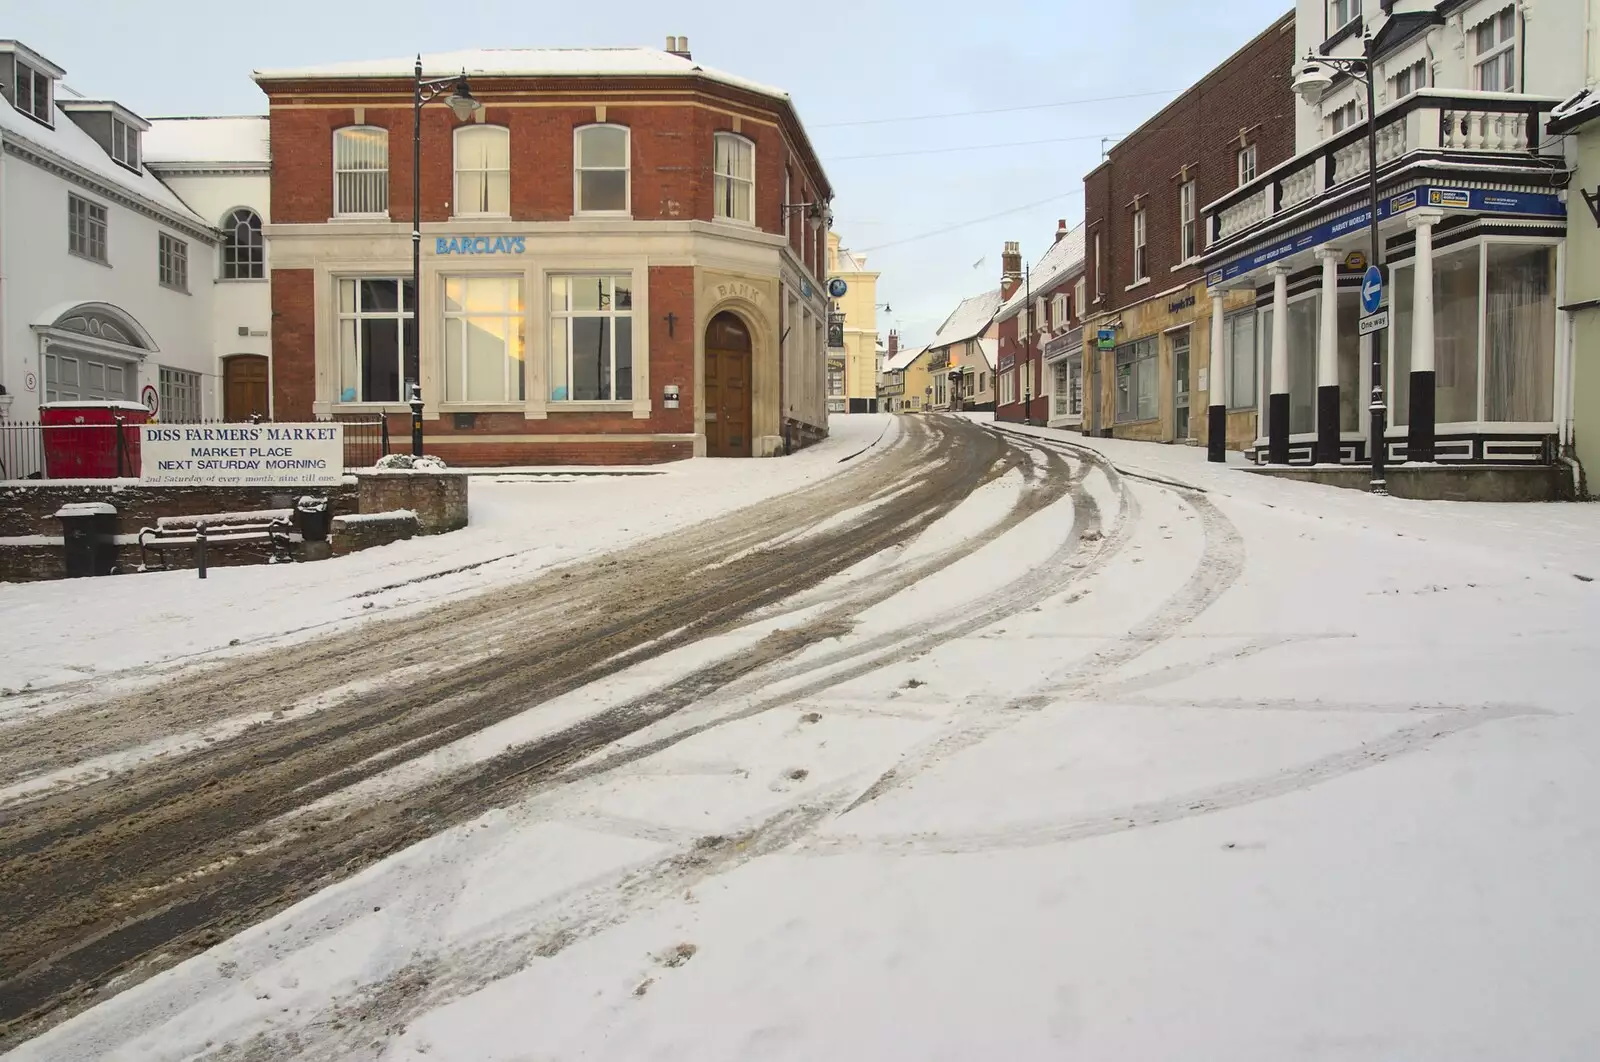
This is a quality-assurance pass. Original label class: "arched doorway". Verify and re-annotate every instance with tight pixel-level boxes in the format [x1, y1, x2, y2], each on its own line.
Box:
[38, 304, 152, 403]
[223, 355, 269, 421]
[704, 311, 753, 458]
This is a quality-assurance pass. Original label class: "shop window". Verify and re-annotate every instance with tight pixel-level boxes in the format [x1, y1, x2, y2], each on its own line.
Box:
[1434, 246, 1481, 424]
[159, 366, 202, 423]
[221, 208, 264, 280]
[1336, 292, 1362, 431]
[1225, 311, 1257, 411]
[444, 276, 525, 403]
[714, 133, 755, 224]
[333, 126, 389, 217]
[1485, 244, 1555, 422]
[336, 277, 415, 403]
[574, 125, 629, 214]
[1288, 295, 1319, 434]
[456, 126, 510, 216]
[1115, 337, 1157, 422]
[548, 274, 633, 401]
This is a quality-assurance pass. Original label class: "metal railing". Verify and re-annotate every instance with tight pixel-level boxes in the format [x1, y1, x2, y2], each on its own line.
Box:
[0, 416, 389, 482]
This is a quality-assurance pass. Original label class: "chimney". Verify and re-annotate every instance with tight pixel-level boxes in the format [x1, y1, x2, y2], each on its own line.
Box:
[1000, 240, 1023, 300]
[1055, 218, 1068, 244]
[666, 36, 692, 59]
[887, 330, 899, 359]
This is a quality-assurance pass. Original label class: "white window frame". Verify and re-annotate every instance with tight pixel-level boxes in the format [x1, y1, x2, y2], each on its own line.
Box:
[14, 60, 52, 126]
[573, 124, 631, 216]
[110, 118, 140, 169]
[442, 274, 526, 404]
[335, 277, 415, 404]
[453, 125, 511, 218]
[783, 167, 793, 238]
[221, 207, 264, 280]
[1179, 180, 1197, 262]
[1075, 276, 1087, 314]
[158, 233, 189, 293]
[1052, 293, 1068, 331]
[713, 132, 756, 226]
[1331, 0, 1361, 30]
[1473, 7, 1517, 92]
[1225, 309, 1258, 412]
[68, 193, 107, 264]
[1329, 99, 1361, 135]
[159, 366, 203, 423]
[1238, 144, 1257, 186]
[1132, 208, 1148, 283]
[333, 125, 390, 219]
[547, 274, 637, 404]
[1391, 59, 1428, 101]
[1093, 231, 1104, 298]
[1035, 297, 1048, 336]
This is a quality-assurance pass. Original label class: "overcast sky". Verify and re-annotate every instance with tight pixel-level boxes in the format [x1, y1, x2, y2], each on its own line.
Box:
[11, 0, 1293, 348]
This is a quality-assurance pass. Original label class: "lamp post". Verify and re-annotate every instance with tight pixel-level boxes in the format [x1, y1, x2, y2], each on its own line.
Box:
[1291, 34, 1386, 494]
[410, 56, 480, 457]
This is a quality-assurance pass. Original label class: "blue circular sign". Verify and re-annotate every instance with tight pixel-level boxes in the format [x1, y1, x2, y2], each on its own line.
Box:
[828, 278, 848, 298]
[1361, 266, 1383, 315]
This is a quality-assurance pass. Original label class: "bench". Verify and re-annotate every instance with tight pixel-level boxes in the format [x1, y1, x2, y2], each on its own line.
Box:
[138, 509, 296, 573]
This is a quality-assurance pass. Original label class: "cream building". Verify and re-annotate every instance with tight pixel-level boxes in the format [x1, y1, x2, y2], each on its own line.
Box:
[827, 232, 880, 412]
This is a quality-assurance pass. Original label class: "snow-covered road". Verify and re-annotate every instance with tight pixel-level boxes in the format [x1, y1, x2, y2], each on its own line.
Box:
[7, 415, 1600, 1060]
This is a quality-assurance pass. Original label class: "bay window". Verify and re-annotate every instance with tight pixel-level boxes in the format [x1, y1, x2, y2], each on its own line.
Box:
[574, 124, 630, 214]
[455, 126, 510, 217]
[333, 126, 389, 217]
[444, 276, 525, 403]
[549, 275, 634, 401]
[337, 278, 415, 403]
[714, 133, 755, 224]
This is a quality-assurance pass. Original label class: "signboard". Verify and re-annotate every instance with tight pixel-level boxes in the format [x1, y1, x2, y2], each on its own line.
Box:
[24, 371, 36, 393]
[827, 278, 849, 298]
[1207, 184, 1565, 286]
[433, 236, 526, 255]
[1343, 250, 1366, 271]
[140, 384, 160, 416]
[1361, 266, 1384, 315]
[141, 423, 344, 485]
[1096, 328, 1116, 350]
[1358, 309, 1390, 336]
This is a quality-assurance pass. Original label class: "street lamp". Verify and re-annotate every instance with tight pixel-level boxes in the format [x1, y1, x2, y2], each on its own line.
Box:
[410, 57, 480, 456]
[1292, 38, 1384, 494]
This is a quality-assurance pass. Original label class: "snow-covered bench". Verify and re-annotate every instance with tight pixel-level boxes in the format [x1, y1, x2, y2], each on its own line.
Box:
[138, 509, 295, 573]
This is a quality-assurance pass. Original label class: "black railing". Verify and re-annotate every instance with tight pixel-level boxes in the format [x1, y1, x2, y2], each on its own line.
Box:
[0, 416, 390, 482]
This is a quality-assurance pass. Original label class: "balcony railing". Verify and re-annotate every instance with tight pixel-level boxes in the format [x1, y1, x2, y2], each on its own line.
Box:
[1207, 90, 1564, 249]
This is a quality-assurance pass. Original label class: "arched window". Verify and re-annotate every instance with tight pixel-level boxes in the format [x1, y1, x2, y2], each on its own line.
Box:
[574, 124, 630, 214]
[333, 125, 389, 217]
[221, 208, 264, 279]
[713, 132, 755, 224]
[454, 125, 510, 216]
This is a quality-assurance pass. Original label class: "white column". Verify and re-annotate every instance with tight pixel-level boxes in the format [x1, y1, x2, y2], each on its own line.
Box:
[1209, 289, 1227, 409]
[1271, 267, 1289, 397]
[1409, 211, 1440, 375]
[1317, 248, 1340, 389]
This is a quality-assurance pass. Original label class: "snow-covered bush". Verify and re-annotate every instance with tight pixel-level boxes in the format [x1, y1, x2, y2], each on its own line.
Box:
[374, 453, 450, 471]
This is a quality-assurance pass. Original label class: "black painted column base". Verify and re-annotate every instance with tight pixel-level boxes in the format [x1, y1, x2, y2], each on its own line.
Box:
[1408, 370, 1436, 463]
[1267, 391, 1290, 464]
[1316, 384, 1341, 465]
[1207, 404, 1227, 462]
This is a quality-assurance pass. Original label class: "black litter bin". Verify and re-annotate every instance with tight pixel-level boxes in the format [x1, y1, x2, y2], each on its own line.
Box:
[55, 502, 118, 578]
[295, 495, 332, 543]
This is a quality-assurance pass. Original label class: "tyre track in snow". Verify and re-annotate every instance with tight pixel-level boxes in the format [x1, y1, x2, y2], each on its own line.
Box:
[0, 416, 1037, 1045]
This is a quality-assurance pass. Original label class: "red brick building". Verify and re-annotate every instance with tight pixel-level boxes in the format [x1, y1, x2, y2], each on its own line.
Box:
[994, 222, 1088, 427]
[1080, 10, 1295, 449]
[254, 39, 833, 464]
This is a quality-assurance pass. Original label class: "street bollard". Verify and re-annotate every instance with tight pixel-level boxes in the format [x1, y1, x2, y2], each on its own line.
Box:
[196, 522, 208, 580]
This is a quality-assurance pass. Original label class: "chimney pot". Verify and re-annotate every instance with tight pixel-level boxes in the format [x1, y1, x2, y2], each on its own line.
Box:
[1055, 219, 1068, 243]
[666, 35, 676, 50]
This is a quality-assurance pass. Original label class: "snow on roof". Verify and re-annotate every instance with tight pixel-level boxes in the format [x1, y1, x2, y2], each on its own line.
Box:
[884, 344, 929, 373]
[253, 47, 790, 103]
[1550, 88, 1600, 134]
[998, 225, 1087, 319]
[975, 337, 998, 371]
[0, 95, 208, 230]
[143, 116, 271, 167]
[931, 289, 1003, 350]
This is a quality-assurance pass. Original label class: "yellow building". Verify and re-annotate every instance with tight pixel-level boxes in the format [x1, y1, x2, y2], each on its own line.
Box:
[827, 233, 881, 412]
[883, 345, 933, 412]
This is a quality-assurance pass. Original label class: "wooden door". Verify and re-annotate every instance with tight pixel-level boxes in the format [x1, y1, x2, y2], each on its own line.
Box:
[704, 312, 752, 457]
[224, 355, 269, 421]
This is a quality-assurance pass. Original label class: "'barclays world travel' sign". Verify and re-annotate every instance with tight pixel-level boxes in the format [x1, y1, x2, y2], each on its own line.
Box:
[434, 236, 527, 255]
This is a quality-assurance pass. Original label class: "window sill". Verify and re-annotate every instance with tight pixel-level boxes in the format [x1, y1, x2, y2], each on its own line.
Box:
[1171, 258, 1200, 273]
[438, 403, 527, 413]
[1125, 278, 1151, 291]
[68, 250, 111, 269]
[217, 277, 269, 284]
[712, 215, 758, 229]
[329, 214, 391, 222]
[1114, 417, 1160, 426]
[452, 213, 513, 221]
[334, 402, 410, 413]
[545, 400, 637, 412]
[570, 211, 634, 221]
[160, 283, 191, 295]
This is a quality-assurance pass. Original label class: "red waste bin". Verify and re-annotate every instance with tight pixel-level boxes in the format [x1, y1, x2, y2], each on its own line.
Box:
[40, 402, 150, 479]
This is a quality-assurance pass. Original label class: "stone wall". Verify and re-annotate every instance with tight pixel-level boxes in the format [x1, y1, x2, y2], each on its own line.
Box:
[354, 472, 468, 534]
[1244, 464, 1573, 502]
[331, 511, 419, 556]
[0, 480, 359, 537]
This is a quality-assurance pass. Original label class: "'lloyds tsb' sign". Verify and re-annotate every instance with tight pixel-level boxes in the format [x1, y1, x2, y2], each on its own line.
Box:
[141, 423, 344, 486]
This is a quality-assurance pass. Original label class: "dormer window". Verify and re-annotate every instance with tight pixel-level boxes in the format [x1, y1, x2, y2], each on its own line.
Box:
[15, 60, 53, 125]
[111, 118, 139, 169]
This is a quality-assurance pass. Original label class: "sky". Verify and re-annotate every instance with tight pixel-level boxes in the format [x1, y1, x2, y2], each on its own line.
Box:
[10, 0, 1295, 348]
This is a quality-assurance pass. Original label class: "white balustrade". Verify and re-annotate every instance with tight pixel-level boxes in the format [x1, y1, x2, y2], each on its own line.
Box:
[1217, 186, 1271, 240]
[1331, 139, 1369, 185]
[1442, 108, 1530, 152]
[1280, 163, 1317, 209]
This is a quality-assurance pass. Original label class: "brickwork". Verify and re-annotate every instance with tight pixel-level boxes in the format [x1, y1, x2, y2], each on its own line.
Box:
[0, 482, 358, 537]
[1083, 12, 1295, 313]
[331, 511, 419, 556]
[271, 268, 316, 419]
[355, 472, 468, 534]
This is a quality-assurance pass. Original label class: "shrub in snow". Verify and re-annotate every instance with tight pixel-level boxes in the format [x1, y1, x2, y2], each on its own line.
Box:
[374, 454, 449, 471]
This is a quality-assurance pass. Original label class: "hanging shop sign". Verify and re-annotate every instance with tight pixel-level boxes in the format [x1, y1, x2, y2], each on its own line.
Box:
[827, 278, 848, 298]
[141, 423, 344, 486]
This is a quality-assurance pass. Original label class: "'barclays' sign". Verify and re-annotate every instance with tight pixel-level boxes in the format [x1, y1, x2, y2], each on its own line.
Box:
[434, 236, 527, 255]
